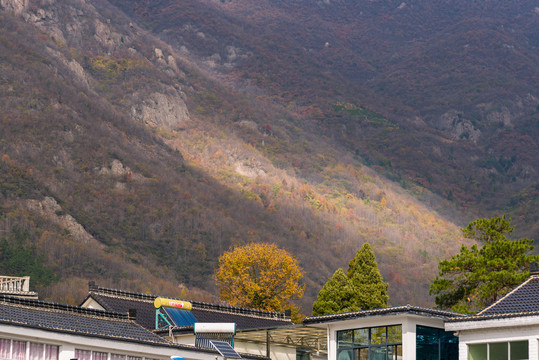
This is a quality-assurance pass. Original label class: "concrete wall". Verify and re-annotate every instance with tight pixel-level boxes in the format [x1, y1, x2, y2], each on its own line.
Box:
[447, 319, 539, 360]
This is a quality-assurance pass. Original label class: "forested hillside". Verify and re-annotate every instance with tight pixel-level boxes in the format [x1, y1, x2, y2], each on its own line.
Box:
[110, 0, 539, 237]
[0, 0, 536, 312]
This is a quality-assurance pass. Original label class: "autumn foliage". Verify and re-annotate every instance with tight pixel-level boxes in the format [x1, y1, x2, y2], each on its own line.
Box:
[215, 243, 304, 314]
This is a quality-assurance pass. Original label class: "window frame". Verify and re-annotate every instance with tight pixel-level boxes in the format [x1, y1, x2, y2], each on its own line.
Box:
[467, 340, 528, 360]
[337, 325, 402, 360]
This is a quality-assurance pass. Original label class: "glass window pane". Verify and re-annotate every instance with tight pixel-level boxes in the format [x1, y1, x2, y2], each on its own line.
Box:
[440, 330, 459, 360]
[369, 347, 386, 360]
[44, 345, 58, 360]
[93, 352, 108, 360]
[370, 327, 387, 345]
[111, 355, 126, 360]
[127, 357, 142, 360]
[510, 341, 528, 360]
[388, 345, 400, 360]
[416, 326, 439, 360]
[355, 329, 369, 346]
[29, 343, 44, 360]
[388, 326, 402, 344]
[490, 342, 508, 360]
[75, 349, 92, 360]
[339, 330, 355, 348]
[0, 339, 11, 359]
[338, 350, 353, 360]
[395, 345, 403, 360]
[12, 341, 27, 360]
[356, 348, 369, 360]
[469, 344, 487, 360]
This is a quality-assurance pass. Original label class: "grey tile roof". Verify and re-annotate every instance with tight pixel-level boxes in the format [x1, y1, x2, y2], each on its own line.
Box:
[478, 275, 539, 316]
[0, 294, 172, 345]
[82, 285, 293, 331]
[303, 304, 465, 325]
[446, 275, 539, 322]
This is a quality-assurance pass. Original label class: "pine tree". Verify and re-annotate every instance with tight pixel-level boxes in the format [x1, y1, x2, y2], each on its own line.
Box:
[430, 216, 539, 314]
[312, 268, 354, 316]
[312, 243, 388, 316]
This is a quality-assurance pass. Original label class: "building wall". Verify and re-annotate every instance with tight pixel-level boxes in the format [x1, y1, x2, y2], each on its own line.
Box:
[324, 314, 447, 360]
[0, 324, 216, 360]
[450, 323, 539, 360]
[235, 341, 296, 360]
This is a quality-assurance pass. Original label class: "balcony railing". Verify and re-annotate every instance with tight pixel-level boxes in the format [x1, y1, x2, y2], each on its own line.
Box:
[0, 276, 30, 292]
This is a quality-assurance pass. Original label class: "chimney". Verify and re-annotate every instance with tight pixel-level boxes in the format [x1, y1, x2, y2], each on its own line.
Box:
[88, 281, 97, 291]
[530, 263, 539, 276]
[128, 309, 137, 320]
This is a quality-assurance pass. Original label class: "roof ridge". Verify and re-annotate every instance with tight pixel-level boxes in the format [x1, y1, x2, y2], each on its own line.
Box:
[447, 309, 539, 322]
[190, 300, 289, 320]
[476, 275, 538, 316]
[0, 294, 130, 321]
[303, 304, 465, 324]
[92, 286, 156, 301]
[92, 285, 289, 320]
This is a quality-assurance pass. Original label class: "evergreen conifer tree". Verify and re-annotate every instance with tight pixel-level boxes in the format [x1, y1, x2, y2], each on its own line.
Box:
[312, 243, 388, 316]
[430, 216, 539, 313]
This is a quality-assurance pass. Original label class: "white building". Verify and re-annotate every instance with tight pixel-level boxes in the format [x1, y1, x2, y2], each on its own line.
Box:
[446, 274, 539, 360]
[0, 293, 266, 360]
[80, 283, 325, 360]
[303, 305, 463, 360]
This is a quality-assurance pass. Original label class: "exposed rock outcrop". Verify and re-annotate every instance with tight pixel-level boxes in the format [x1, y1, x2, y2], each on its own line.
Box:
[0, 0, 28, 14]
[25, 197, 102, 247]
[131, 89, 190, 130]
[437, 110, 481, 142]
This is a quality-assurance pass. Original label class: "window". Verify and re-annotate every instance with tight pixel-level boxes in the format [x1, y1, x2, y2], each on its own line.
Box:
[29, 343, 44, 360]
[468, 341, 528, 360]
[0, 338, 11, 359]
[43, 346, 58, 360]
[74, 350, 159, 360]
[92, 352, 107, 360]
[74, 350, 92, 360]
[12, 341, 26, 360]
[416, 325, 458, 360]
[0, 339, 58, 360]
[337, 325, 402, 360]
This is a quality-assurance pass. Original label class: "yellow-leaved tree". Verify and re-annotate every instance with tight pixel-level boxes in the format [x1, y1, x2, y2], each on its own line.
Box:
[215, 243, 305, 318]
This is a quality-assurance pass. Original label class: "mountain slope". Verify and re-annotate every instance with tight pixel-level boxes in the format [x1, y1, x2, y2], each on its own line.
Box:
[108, 0, 539, 238]
[0, 0, 532, 313]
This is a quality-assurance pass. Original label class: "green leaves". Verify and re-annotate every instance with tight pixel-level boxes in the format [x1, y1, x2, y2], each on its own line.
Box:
[312, 243, 388, 316]
[462, 215, 514, 243]
[430, 216, 539, 314]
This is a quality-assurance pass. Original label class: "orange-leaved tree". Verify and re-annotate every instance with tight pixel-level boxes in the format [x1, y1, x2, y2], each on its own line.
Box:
[215, 243, 305, 316]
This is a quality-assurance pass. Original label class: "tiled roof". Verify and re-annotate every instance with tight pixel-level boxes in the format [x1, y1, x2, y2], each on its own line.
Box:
[0, 294, 171, 345]
[303, 304, 465, 325]
[446, 275, 539, 322]
[478, 275, 539, 316]
[83, 285, 293, 331]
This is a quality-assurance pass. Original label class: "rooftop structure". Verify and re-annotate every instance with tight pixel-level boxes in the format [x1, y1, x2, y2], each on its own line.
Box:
[80, 283, 325, 360]
[446, 274, 539, 360]
[0, 293, 267, 360]
[304, 305, 464, 360]
[81, 283, 293, 331]
[0, 276, 38, 299]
